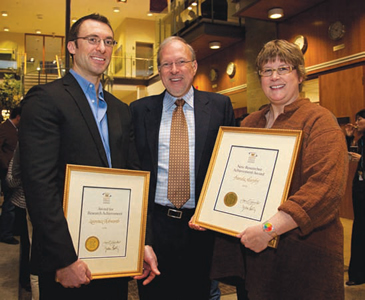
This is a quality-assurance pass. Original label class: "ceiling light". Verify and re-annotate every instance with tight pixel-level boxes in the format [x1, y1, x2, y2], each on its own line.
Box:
[268, 8, 284, 19]
[188, 6, 192, 10]
[147, 12, 153, 17]
[113, 7, 120, 12]
[191, 1, 198, 6]
[209, 41, 221, 50]
[35, 29, 41, 34]
[3, 27, 9, 32]
[117, 0, 127, 2]
[1, 11, 8, 17]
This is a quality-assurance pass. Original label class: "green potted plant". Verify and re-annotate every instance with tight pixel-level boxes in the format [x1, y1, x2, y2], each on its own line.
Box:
[0, 74, 22, 118]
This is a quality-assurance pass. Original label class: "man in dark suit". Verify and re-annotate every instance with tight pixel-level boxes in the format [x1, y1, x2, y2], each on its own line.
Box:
[130, 36, 236, 300]
[19, 14, 157, 300]
[0, 106, 21, 245]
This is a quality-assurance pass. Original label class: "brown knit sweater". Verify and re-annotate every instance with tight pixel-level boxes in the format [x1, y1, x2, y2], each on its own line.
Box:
[211, 98, 348, 300]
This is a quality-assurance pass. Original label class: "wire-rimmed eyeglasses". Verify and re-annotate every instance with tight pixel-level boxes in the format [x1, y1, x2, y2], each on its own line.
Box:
[73, 35, 117, 47]
[259, 65, 295, 77]
[159, 60, 194, 71]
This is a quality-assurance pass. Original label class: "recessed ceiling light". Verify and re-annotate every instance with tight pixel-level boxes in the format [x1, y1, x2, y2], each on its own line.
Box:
[268, 8, 284, 19]
[113, 7, 120, 13]
[1, 11, 8, 17]
[209, 41, 221, 49]
[4, 27, 9, 32]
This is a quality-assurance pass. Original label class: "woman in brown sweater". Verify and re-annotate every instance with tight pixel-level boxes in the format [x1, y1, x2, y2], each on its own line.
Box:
[210, 40, 349, 299]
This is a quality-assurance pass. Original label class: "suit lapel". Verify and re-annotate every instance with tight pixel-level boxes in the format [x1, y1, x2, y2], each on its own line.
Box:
[194, 89, 211, 177]
[105, 93, 121, 167]
[145, 94, 164, 174]
[62, 73, 109, 167]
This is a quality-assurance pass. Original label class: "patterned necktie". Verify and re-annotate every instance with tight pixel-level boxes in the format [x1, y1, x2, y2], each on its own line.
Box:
[167, 99, 190, 209]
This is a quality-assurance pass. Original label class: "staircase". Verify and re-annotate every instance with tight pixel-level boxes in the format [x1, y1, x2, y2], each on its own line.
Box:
[23, 73, 59, 95]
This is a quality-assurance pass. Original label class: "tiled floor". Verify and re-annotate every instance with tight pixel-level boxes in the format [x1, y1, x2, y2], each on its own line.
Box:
[2, 218, 365, 300]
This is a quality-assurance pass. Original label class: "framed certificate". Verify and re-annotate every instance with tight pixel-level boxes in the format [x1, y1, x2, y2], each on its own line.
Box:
[63, 164, 149, 279]
[193, 127, 302, 247]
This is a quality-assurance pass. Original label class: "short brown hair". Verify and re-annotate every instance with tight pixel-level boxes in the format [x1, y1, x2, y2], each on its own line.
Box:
[68, 14, 113, 45]
[256, 39, 306, 91]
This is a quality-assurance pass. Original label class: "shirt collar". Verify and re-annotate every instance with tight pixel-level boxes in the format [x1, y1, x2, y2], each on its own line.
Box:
[70, 69, 104, 99]
[163, 86, 194, 111]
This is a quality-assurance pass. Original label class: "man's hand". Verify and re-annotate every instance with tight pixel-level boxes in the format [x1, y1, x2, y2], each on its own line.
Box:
[55, 259, 92, 288]
[188, 215, 206, 231]
[134, 245, 160, 285]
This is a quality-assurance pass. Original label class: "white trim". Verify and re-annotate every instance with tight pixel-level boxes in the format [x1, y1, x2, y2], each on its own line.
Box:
[306, 52, 365, 73]
[217, 84, 247, 95]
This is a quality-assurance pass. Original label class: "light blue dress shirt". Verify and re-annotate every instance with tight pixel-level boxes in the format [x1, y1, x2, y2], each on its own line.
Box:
[70, 69, 111, 167]
[155, 87, 195, 209]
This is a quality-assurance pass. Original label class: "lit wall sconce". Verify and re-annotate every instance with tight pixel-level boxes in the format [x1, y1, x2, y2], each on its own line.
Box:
[72, 18, 77, 23]
[1, 11, 8, 17]
[35, 29, 42, 34]
[209, 41, 221, 49]
[3, 27, 9, 32]
[113, 7, 120, 12]
[268, 8, 284, 19]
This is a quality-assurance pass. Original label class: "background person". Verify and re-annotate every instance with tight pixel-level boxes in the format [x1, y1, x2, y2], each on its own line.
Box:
[0, 106, 21, 245]
[19, 13, 157, 300]
[344, 109, 365, 286]
[210, 39, 348, 299]
[130, 36, 235, 300]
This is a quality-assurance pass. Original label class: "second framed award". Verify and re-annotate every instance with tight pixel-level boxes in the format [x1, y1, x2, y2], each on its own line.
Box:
[193, 127, 302, 247]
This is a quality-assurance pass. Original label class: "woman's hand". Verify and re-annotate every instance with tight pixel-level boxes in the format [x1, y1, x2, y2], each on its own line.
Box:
[345, 123, 357, 137]
[237, 225, 272, 253]
[348, 152, 361, 162]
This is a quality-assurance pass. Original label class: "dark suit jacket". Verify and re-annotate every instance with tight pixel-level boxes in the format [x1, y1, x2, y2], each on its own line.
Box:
[130, 88, 235, 245]
[0, 119, 18, 172]
[19, 72, 140, 273]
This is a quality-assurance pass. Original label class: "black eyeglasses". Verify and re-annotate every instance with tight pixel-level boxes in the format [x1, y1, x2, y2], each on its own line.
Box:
[73, 36, 117, 47]
[259, 65, 295, 77]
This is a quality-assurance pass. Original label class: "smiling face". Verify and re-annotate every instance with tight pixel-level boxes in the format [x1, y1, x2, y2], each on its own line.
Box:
[260, 57, 303, 107]
[67, 19, 113, 84]
[158, 39, 197, 98]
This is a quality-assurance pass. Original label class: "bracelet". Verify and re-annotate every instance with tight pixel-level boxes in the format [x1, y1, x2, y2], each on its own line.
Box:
[262, 222, 278, 238]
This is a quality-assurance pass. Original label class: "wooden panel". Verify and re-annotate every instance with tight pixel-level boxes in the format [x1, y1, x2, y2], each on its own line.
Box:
[193, 40, 246, 94]
[278, 0, 365, 68]
[319, 66, 365, 121]
[340, 161, 357, 220]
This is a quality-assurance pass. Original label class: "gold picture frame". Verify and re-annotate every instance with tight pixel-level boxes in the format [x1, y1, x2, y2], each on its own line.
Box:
[63, 164, 149, 279]
[193, 127, 302, 248]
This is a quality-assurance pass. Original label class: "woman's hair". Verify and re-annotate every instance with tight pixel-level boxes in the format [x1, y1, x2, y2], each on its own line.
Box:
[355, 109, 365, 119]
[256, 39, 306, 91]
[157, 36, 196, 66]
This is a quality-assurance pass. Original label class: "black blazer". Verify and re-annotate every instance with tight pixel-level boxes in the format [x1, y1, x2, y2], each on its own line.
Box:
[130, 88, 235, 245]
[19, 72, 140, 273]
